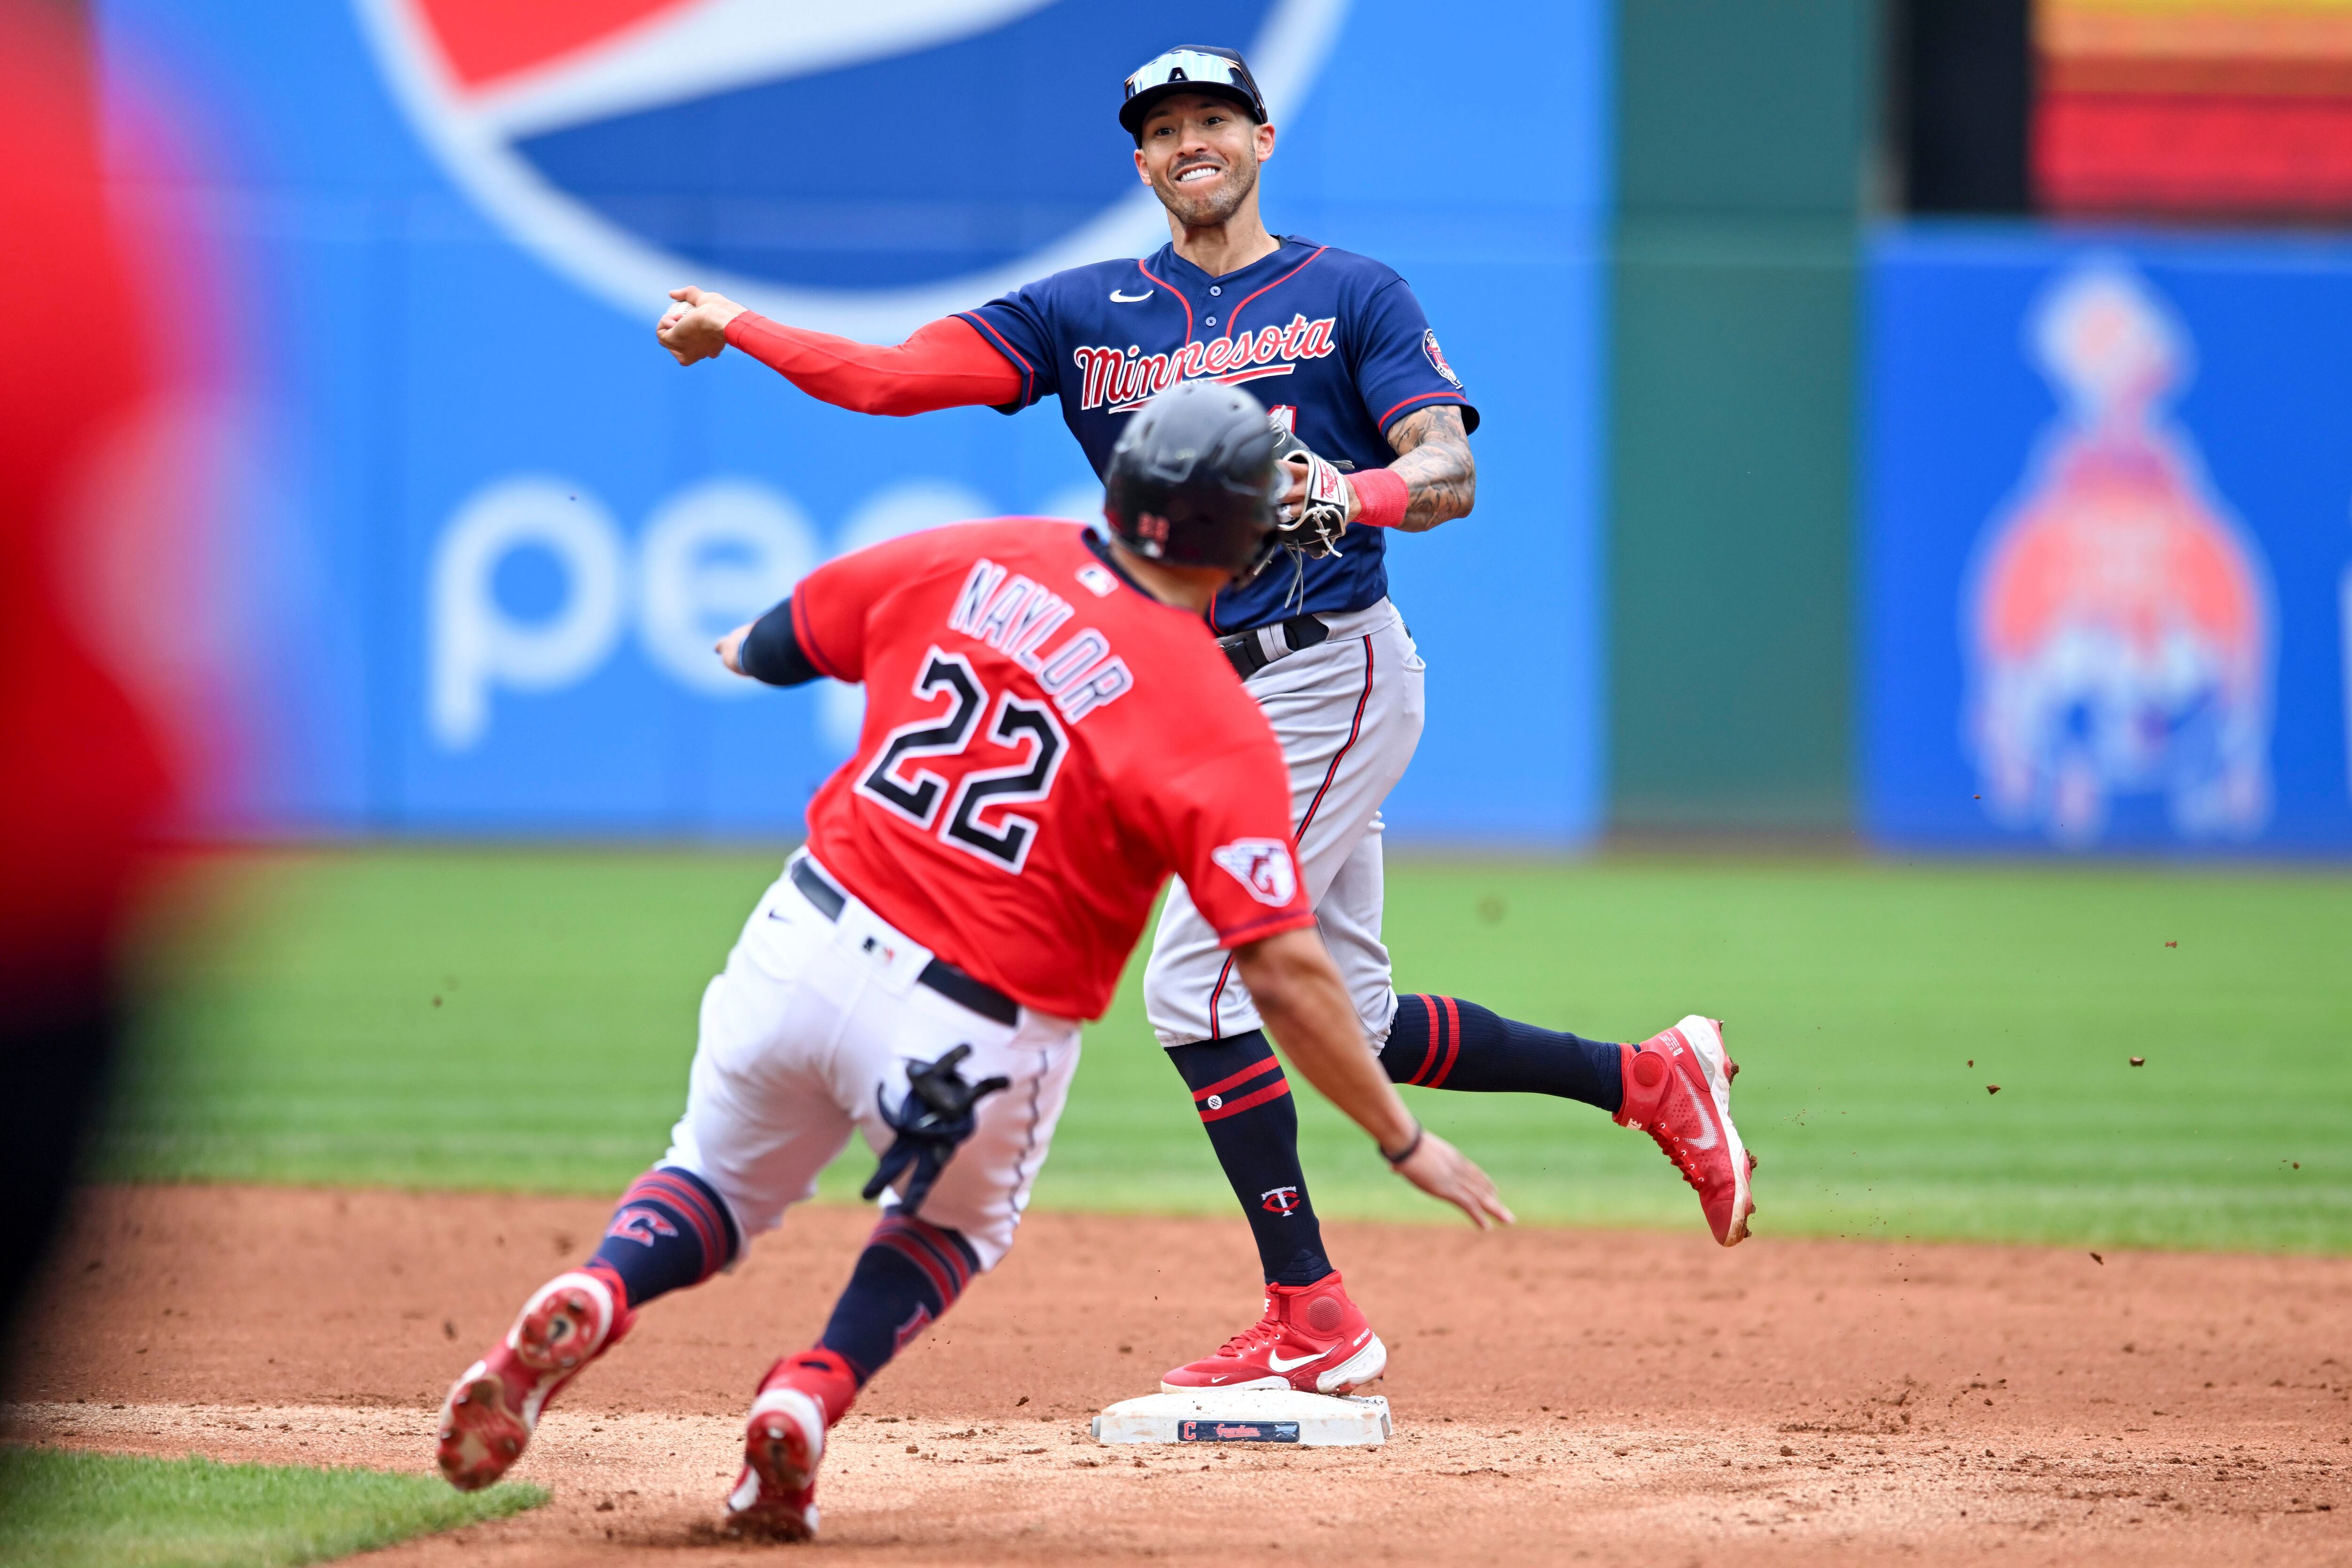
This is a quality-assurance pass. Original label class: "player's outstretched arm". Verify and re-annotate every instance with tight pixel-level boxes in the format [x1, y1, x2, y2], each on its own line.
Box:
[714, 596, 826, 686]
[655, 286, 1024, 416]
[1235, 926, 1514, 1230]
[1381, 404, 1476, 532]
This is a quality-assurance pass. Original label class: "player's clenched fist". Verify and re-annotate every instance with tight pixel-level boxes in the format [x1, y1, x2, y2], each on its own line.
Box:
[657, 285, 747, 365]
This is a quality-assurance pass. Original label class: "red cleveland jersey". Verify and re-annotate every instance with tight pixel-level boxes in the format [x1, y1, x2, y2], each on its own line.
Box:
[793, 519, 1312, 1019]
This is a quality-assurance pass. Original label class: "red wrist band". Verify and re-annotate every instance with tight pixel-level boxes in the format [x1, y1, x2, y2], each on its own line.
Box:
[1350, 466, 1410, 529]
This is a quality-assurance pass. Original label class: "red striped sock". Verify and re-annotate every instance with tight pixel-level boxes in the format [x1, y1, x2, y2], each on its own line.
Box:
[817, 1215, 980, 1384]
[1381, 995, 1622, 1112]
[587, 1165, 741, 1308]
[1168, 1030, 1331, 1288]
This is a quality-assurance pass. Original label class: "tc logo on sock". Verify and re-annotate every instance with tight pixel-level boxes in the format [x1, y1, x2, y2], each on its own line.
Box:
[1259, 1186, 1301, 1215]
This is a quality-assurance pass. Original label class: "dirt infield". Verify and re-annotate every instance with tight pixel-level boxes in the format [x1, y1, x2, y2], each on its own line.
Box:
[8, 1187, 2349, 1566]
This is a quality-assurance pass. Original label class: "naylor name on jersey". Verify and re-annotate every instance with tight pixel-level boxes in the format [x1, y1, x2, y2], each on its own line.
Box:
[946, 556, 1135, 724]
[1073, 313, 1339, 414]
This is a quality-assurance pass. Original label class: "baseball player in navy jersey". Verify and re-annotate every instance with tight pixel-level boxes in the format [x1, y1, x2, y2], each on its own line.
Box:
[657, 43, 1756, 1399]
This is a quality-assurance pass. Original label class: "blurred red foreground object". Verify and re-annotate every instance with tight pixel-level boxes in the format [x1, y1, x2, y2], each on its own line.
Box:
[0, 3, 177, 1360]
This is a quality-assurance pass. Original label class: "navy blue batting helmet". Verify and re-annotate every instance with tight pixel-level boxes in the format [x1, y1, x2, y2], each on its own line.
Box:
[1102, 380, 1283, 579]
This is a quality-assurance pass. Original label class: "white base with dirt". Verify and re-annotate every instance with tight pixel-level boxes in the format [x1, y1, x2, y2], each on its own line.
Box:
[1090, 1390, 1391, 1447]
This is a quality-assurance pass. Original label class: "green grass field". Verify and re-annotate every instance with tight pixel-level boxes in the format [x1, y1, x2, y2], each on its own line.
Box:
[103, 847, 2352, 1252]
[0, 1449, 542, 1568]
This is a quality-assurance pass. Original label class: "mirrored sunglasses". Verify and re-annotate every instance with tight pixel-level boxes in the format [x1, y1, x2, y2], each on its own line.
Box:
[1125, 49, 1252, 99]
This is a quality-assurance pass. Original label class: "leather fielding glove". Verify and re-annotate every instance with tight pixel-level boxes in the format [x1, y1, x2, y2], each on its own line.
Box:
[863, 1044, 1011, 1218]
[1270, 428, 1352, 559]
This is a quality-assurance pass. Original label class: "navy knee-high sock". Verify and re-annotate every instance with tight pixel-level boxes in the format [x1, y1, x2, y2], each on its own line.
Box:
[1168, 1031, 1333, 1289]
[1381, 995, 1625, 1113]
[818, 1214, 978, 1386]
[588, 1166, 740, 1310]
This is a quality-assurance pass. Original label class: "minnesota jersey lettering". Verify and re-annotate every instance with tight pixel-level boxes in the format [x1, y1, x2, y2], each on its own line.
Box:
[960, 238, 1478, 634]
[1072, 312, 1339, 413]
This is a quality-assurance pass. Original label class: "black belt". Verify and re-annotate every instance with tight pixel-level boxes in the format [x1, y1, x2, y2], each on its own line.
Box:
[1218, 613, 1329, 680]
[787, 858, 1021, 1026]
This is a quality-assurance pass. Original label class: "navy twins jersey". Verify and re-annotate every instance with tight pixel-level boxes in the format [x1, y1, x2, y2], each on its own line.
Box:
[958, 237, 1478, 635]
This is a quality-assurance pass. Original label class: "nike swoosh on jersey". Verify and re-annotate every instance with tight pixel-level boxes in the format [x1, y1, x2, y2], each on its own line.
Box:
[1109, 288, 1154, 302]
[1264, 1348, 1323, 1373]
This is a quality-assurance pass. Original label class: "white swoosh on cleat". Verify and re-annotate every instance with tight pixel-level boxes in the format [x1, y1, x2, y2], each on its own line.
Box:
[1265, 1349, 1322, 1373]
[1682, 1078, 1720, 1150]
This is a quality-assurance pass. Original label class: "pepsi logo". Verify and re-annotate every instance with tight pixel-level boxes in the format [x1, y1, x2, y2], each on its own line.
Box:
[355, 0, 1349, 337]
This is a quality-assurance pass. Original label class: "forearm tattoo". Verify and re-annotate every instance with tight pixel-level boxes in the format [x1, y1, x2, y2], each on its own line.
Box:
[1383, 405, 1476, 532]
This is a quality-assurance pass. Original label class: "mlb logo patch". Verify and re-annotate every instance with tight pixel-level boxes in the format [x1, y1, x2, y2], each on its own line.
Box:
[1211, 838, 1298, 906]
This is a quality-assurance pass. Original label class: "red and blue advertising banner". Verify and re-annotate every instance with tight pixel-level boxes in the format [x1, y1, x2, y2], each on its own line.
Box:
[1863, 225, 2352, 854]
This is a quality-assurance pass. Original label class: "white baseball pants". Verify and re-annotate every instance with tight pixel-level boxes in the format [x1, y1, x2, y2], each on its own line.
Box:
[660, 856, 1081, 1271]
[1144, 598, 1425, 1049]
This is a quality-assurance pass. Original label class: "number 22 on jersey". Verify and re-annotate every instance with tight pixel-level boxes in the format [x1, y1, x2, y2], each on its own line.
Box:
[855, 648, 1068, 874]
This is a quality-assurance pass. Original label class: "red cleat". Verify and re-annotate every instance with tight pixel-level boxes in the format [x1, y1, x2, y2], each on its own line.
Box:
[727, 1354, 855, 1541]
[1160, 1271, 1386, 1395]
[1617, 1015, 1755, 1246]
[435, 1268, 630, 1491]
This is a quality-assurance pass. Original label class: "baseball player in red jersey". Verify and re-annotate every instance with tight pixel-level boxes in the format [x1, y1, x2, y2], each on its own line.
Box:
[656, 43, 1755, 1401]
[430, 383, 1509, 1540]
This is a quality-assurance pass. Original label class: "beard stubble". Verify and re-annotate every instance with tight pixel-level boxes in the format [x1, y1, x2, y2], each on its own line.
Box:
[1156, 152, 1259, 229]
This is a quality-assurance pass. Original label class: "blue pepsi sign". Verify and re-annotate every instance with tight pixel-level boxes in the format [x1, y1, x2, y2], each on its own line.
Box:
[354, 0, 1347, 326]
[1862, 225, 2352, 854]
[100, 0, 1608, 842]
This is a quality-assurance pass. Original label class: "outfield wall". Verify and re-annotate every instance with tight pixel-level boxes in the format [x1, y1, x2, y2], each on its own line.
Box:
[100, 0, 1609, 843]
[1607, 0, 1876, 836]
[95, 6, 2352, 854]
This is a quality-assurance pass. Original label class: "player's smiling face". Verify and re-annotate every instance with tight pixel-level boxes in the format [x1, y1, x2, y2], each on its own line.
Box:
[1132, 92, 1275, 229]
